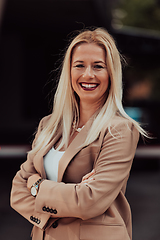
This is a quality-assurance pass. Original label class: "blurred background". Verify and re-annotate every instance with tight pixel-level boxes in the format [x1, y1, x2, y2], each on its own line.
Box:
[0, 0, 160, 239]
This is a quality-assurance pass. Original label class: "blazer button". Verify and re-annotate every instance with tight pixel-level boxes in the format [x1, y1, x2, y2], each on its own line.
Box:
[35, 218, 38, 223]
[42, 206, 47, 211]
[46, 207, 50, 212]
[52, 221, 58, 228]
[50, 208, 54, 213]
[53, 209, 57, 214]
[37, 219, 41, 224]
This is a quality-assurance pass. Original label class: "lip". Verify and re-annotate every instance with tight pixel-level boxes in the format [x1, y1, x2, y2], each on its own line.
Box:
[79, 82, 99, 91]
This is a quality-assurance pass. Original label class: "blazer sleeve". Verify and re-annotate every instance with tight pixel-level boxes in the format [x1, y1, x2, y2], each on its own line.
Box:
[10, 117, 51, 230]
[34, 119, 139, 220]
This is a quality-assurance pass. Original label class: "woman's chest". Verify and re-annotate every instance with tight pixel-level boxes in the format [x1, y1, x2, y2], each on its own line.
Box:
[62, 146, 99, 183]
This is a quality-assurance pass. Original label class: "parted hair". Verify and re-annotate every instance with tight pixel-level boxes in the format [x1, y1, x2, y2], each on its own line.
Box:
[30, 27, 147, 154]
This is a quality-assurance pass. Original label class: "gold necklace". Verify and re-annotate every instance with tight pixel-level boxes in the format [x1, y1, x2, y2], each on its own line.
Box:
[72, 120, 85, 132]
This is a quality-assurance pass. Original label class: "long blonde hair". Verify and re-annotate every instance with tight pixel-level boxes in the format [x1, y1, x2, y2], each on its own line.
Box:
[30, 27, 147, 155]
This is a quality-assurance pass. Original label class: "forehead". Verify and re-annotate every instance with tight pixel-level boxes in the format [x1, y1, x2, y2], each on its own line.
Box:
[71, 43, 106, 61]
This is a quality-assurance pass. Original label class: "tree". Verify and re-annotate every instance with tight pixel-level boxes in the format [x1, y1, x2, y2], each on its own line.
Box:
[113, 0, 160, 31]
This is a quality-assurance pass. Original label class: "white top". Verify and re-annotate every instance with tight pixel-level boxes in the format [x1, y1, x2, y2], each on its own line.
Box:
[43, 146, 65, 181]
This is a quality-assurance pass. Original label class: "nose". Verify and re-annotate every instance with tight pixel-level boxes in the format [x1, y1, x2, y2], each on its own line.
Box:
[83, 66, 94, 79]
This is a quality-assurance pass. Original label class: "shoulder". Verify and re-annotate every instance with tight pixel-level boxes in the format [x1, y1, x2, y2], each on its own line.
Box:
[103, 115, 139, 140]
[38, 114, 52, 129]
[32, 114, 52, 148]
[110, 115, 133, 129]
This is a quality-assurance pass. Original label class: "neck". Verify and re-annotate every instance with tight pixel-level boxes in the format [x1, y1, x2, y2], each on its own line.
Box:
[78, 101, 101, 127]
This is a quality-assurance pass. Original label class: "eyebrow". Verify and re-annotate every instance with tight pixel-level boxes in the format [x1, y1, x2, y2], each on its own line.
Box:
[94, 61, 106, 65]
[73, 60, 83, 63]
[73, 60, 106, 65]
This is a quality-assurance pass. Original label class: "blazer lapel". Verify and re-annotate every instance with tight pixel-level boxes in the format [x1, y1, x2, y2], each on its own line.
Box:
[57, 117, 94, 182]
[33, 131, 62, 179]
[34, 116, 95, 182]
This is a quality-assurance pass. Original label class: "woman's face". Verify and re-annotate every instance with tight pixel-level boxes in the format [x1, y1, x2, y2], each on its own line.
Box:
[71, 43, 109, 107]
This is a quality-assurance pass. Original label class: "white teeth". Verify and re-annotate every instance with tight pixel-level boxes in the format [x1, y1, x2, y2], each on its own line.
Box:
[81, 83, 97, 88]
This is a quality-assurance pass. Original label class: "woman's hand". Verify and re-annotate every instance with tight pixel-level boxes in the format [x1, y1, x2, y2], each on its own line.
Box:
[27, 173, 41, 191]
[81, 169, 95, 184]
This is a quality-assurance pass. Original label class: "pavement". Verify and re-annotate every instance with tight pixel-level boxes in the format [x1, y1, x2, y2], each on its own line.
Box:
[0, 155, 160, 240]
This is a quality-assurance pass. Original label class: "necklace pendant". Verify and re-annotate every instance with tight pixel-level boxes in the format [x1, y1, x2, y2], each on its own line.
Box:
[73, 125, 84, 133]
[72, 118, 85, 133]
[76, 127, 82, 132]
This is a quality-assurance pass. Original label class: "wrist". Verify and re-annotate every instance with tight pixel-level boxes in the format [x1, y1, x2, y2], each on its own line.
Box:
[27, 173, 42, 190]
[30, 178, 44, 197]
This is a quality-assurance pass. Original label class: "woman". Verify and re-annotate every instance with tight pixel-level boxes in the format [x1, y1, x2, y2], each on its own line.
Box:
[10, 27, 146, 240]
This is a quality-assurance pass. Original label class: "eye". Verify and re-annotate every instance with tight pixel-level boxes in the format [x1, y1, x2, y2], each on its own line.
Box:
[74, 64, 84, 68]
[94, 64, 104, 69]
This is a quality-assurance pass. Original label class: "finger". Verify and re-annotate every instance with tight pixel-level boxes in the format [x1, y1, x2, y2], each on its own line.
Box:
[82, 174, 90, 181]
[81, 177, 95, 184]
[82, 177, 95, 183]
[82, 173, 90, 181]
[82, 169, 95, 181]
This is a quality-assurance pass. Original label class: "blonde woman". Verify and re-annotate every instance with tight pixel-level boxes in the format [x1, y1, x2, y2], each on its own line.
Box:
[11, 27, 146, 240]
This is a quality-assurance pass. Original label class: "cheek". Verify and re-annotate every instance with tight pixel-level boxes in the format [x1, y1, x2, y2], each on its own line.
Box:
[71, 71, 77, 91]
[102, 74, 109, 89]
[70, 69, 74, 84]
[71, 68, 79, 83]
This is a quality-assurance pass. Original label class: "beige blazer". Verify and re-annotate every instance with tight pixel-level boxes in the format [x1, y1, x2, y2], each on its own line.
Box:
[10, 114, 139, 240]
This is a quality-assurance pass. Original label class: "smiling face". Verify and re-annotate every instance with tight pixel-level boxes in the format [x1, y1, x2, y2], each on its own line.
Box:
[71, 43, 109, 107]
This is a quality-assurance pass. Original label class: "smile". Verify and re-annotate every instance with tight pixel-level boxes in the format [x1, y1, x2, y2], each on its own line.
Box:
[80, 83, 99, 90]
